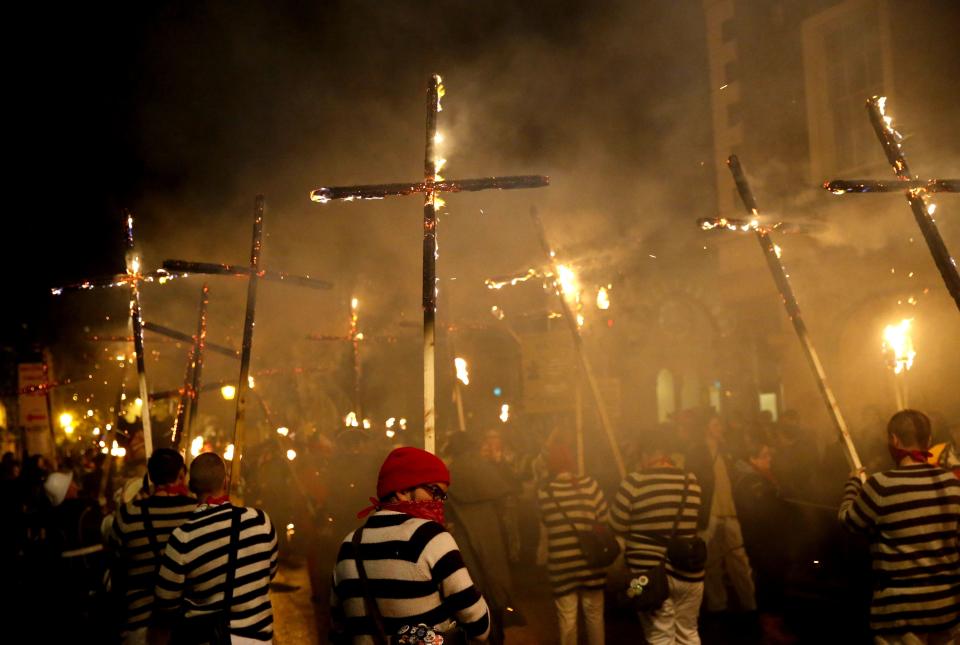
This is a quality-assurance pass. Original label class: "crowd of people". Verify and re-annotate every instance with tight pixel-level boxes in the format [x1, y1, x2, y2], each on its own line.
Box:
[1, 406, 958, 644]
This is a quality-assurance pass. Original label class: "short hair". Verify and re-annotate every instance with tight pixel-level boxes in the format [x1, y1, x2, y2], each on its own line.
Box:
[147, 448, 185, 486]
[887, 409, 932, 449]
[189, 453, 227, 496]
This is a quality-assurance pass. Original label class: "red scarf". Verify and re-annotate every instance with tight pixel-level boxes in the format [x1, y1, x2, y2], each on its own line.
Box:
[889, 446, 933, 465]
[357, 497, 446, 525]
[154, 483, 191, 497]
[203, 494, 231, 506]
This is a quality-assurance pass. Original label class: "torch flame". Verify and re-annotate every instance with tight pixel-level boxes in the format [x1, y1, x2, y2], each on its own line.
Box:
[556, 264, 578, 297]
[351, 297, 359, 311]
[499, 404, 510, 423]
[223, 443, 235, 461]
[883, 319, 916, 374]
[774, 244, 783, 259]
[190, 436, 204, 457]
[345, 411, 359, 427]
[455, 357, 470, 385]
[596, 286, 610, 310]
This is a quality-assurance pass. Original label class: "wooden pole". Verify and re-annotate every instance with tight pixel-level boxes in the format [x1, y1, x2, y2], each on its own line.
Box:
[423, 75, 440, 453]
[229, 196, 265, 495]
[529, 207, 626, 478]
[727, 156, 863, 475]
[125, 213, 153, 457]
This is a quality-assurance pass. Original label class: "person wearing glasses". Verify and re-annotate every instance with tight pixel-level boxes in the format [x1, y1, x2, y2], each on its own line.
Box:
[330, 446, 491, 643]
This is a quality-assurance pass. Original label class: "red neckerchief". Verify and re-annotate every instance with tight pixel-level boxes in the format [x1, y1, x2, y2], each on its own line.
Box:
[645, 457, 675, 469]
[154, 483, 191, 497]
[889, 446, 933, 465]
[203, 495, 231, 506]
[357, 496, 445, 525]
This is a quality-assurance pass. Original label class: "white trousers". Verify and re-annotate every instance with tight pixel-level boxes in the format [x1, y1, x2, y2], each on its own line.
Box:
[874, 624, 960, 645]
[638, 577, 704, 645]
[701, 515, 756, 612]
[555, 588, 605, 645]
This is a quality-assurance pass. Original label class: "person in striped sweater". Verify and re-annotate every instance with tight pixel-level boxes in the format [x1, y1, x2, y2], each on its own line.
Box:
[611, 429, 704, 645]
[150, 453, 279, 644]
[839, 409, 960, 644]
[536, 442, 609, 645]
[111, 448, 197, 644]
[331, 446, 491, 644]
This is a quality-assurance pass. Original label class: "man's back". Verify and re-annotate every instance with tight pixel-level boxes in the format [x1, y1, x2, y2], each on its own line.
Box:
[840, 464, 960, 634]
[331, 510, 490, 643]
[154, 503, 279, 641]
[113, 494, 196, 632]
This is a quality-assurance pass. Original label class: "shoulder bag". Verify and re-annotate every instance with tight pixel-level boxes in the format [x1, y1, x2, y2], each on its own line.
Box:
[172, 506, 241, 645]
[545, 479, 620, 569]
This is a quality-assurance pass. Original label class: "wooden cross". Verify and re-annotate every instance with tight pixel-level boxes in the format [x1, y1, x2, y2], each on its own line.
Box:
[310, 75, 549, 452]
[162, 196, 333, 493]
[51, 213, 179, 456]
[825, 96, 960, 313]
[706, 155, 863, 476]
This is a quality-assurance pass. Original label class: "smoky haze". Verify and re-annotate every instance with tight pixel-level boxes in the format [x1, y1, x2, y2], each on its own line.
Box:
[9, 1, 960, 445]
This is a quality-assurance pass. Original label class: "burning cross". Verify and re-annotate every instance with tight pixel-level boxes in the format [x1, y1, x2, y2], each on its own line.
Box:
[306, 297, 372, 422]
[825, 96, 960, 313]
[309, 75, 550, 452]
[51, 213, 180, 457]
[163, 196, 334, 492]
[702, 155, 864, 476]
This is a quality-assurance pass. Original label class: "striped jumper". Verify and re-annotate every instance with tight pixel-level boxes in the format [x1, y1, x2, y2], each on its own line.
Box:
[154, 503, 279, 641]
[331, 510, 491, 643]
[839, 464, 960, 635]
[610, 467, 704, 582]
[112, 494, 197, 633]
[536, 473, 610, 596]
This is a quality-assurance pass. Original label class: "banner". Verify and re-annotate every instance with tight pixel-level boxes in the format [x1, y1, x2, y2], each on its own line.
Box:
[18, 363, 54, 458]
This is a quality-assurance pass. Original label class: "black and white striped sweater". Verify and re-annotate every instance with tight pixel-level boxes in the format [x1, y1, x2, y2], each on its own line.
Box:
[610, 467, 704, 583]
[112, 494, 197, 632]
[154, 503, 279, 641]
[331, 510, 491, 643]
[537, 474, 610, 596]
[839, 464, 960, 634]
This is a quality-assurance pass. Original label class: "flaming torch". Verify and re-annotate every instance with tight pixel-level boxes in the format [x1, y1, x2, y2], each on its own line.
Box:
[453, 357, 469, 432]
[883, 319, 916, 409]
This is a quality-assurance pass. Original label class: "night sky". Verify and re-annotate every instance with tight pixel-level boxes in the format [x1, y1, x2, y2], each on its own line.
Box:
[7, 1, 715, 350]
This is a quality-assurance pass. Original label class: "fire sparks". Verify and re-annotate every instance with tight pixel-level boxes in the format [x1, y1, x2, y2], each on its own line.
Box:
[485, 268, 543, 290]
[455, 357, 470, 385]
[596, 286, 611, 310]
[699, 217, 762, 233]
[190, 435, 204, 457]
[491, 305, 505, 320]
[499, 404, 510, 423]
[883, 319, 916, 374]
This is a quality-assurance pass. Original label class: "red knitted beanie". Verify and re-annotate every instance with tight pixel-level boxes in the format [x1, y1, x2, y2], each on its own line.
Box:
[376, 447, 451, 499]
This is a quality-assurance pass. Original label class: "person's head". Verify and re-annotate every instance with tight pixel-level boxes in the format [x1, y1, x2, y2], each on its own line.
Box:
[148, 448, 186, 487]
[747, 443, 773, 475]
[545, 442, 575, 476]
[189, 453, 227, 497]
[43, 471, 77, 507]
[637, 427, 673, 465]
[376, 447, 450, 503]
[480, 429, 504, 463]
[706, 414, 725, 442]
[887, 409, 932, 451]
[445, 431, 480, 459]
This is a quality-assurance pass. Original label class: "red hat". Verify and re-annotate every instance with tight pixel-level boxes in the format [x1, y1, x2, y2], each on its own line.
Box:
[376, 447, 450, 499]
